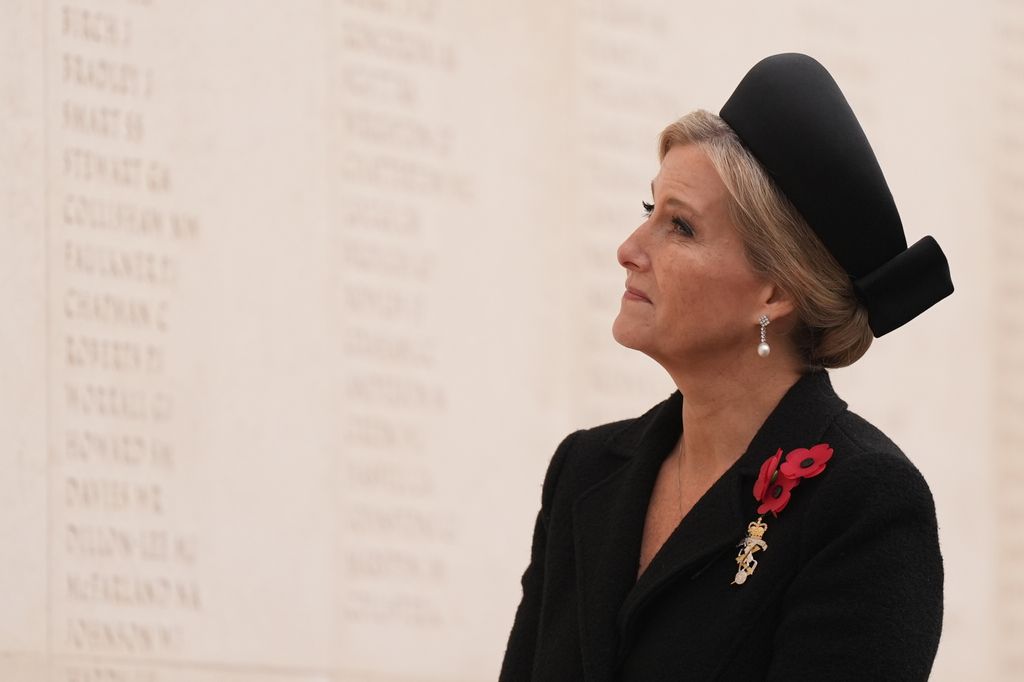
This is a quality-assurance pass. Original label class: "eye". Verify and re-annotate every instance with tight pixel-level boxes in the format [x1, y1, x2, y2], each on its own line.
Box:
[672, 217, 695, 237]
[642, 200, 654, 216]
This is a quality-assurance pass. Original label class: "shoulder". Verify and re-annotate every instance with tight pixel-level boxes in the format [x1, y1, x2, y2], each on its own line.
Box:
[539, 421, 631, 512]
[797, 407, 939, 555]
[539, 392, 677, 511]
[767, 411, 943, 680]
[818, 408, 934, 506]
[570, 394, 672, 451]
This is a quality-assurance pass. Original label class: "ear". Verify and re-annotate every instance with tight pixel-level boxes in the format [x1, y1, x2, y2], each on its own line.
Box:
[759, 281, 796, 328]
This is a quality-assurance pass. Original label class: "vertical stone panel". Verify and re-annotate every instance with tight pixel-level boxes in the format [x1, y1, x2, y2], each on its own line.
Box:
[0, 1, 1007, 680]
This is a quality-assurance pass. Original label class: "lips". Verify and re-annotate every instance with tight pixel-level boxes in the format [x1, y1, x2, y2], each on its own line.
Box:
[624, 285, 651, 303]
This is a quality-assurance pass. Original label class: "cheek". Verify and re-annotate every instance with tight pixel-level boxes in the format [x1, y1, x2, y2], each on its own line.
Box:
[658, 257, 761, 332]
[707, 245, 763, 307]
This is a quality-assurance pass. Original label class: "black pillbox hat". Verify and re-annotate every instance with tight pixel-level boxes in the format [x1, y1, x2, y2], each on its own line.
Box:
[720, 53, 953, 337]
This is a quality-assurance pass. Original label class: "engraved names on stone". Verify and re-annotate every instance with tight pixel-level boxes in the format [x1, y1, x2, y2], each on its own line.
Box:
[328, 0, 469, 673]
[50, 1, 203, 671]
[570, 0, 676, 421]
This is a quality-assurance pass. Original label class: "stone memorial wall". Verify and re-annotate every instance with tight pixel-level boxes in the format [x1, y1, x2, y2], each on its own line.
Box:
[0, 1, 1007, 680]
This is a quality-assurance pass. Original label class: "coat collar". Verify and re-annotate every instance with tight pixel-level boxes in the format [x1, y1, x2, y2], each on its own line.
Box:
[571, 370, 847, 680]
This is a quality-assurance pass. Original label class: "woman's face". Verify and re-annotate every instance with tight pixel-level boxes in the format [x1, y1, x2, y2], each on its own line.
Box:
[612, 143, 774, 368]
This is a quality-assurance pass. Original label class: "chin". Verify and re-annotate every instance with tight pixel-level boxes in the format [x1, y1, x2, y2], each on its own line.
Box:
[612, 316, 646, 352]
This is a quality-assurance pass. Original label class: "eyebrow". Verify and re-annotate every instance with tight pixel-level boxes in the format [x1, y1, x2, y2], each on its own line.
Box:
[650, 181, 702, 219]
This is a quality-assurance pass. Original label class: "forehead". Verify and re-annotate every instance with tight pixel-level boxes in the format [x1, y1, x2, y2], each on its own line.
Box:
[652, 144, 730, 215]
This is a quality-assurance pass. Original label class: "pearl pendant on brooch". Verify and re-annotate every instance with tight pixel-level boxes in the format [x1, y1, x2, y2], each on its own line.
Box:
[732, 517, 769, 586]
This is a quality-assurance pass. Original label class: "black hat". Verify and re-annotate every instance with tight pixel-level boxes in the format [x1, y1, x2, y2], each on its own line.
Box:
[719, 53, 953, 337]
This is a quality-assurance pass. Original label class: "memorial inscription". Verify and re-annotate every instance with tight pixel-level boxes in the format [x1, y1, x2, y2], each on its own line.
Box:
[1, 2, 976, 681]
[329, 0, 475, 672]
[49, 0, 203, 672]
[570, 1, 675, 420]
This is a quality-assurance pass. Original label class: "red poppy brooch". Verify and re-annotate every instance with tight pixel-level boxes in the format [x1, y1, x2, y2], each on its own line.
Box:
[732, 443, 833, 586]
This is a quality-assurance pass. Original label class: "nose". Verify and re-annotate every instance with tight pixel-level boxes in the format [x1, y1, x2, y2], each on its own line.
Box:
[617, 221, 650, 271]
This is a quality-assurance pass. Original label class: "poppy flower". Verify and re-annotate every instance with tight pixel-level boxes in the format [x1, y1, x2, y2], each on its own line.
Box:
[779, 443, 833, 479]
[757, 473, 801, 516]
[753, 448, 784, 502]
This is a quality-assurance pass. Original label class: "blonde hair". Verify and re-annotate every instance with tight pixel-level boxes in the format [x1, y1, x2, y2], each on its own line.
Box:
[659, 109, 872, 369]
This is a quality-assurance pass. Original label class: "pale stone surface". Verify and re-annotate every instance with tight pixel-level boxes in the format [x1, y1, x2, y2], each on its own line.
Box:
[0, 0, 1010, 680]
[0, 0, 48, 659]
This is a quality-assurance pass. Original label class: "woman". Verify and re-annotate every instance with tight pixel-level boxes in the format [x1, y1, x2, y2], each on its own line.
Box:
[500, 54, 953, 681]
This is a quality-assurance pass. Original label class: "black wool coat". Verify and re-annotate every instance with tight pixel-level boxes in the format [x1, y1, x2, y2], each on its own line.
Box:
[499, 370, 943, 681]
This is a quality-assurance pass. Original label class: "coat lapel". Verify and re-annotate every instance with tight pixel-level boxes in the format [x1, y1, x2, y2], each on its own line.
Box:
[572, 390, 682, 682]
[616, 456, 748, 647]
[571, 370, 848, 679]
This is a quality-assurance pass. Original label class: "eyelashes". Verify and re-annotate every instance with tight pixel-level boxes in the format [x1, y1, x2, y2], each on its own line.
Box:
[672, 217, 695, 237]
[641, 200, 694, 237]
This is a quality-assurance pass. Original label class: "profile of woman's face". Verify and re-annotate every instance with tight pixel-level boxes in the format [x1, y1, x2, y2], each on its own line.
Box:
[612, 143, 772, 368]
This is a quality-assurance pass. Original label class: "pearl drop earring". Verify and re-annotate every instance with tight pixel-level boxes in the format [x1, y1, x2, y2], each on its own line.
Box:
[757, 315, 771, 357]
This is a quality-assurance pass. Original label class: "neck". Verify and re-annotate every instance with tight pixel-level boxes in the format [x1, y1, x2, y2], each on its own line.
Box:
[667, 351, 805, 481]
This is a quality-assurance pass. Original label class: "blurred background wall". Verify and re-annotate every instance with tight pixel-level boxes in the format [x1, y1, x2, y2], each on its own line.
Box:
[0, 0, 1013, 680]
